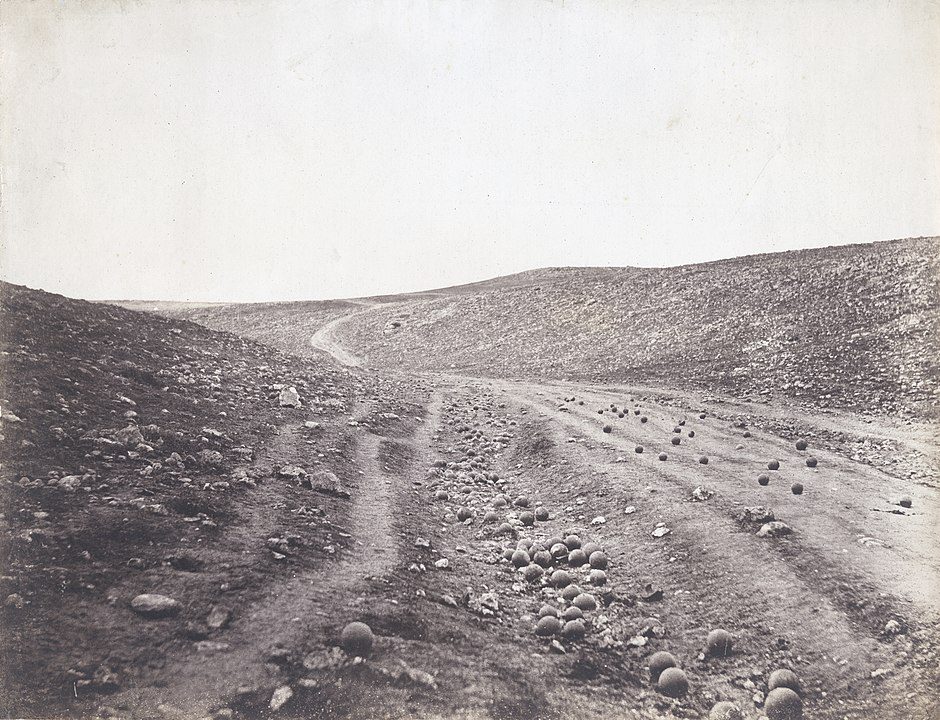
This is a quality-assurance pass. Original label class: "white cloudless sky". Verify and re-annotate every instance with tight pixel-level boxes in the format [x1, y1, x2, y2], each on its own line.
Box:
[1, 0, 938, 302]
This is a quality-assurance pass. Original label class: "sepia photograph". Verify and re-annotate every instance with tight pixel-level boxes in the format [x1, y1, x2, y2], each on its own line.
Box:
[1, 1, 938, 718]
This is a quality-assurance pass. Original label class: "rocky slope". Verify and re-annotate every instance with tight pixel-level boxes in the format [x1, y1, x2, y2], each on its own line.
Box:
[0, 282, 421, 716]
[336, 238, 940, 418]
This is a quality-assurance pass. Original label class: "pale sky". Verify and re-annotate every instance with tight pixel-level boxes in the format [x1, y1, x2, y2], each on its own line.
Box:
[1, 0, 938, 302]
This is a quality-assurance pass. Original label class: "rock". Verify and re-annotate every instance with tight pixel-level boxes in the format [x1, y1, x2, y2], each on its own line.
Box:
[651, 526, 671, 538]
[113, 425, 145, 448]
[691, 486, 714, 502]
[278, 387, 302, 407]
[304, 421, 320, 430]
[306, 470, 350, 499]
[742, 506, 775, 523]
[709, 701, 744, 720]
[805, 457, 818, 468]
[757, 521, 792, 538]
[898, 496, 913, 508]
[196, 450, 224, 469]
[269, 685, 293, 712]
[131, 594, 181, 618]
[791, 483, 804, 495]
[883, 619, 905, 636]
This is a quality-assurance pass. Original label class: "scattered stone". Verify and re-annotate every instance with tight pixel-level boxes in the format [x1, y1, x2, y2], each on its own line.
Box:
[757, 521, 793, 538]
[278, 387, 302, 407]
[130, 594, 181, 618]
[269, 685, 293, 712]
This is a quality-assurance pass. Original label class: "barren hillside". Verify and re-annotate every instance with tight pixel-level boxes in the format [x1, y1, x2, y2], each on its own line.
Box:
[336, 238, 940, 417]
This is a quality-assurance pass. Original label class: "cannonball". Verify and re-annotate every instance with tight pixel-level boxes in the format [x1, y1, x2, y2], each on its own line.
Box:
[492, 496, 508, 508]
[588, 569, 607, 585]
[572, 593, 597, 611]
[699, 413, 707, 420]
[564, 534, 582, 550]
[456, 507, 473, 521]
[657, 667, 689, 697]
[768, 460, 780, 470]
[535, 507, 550, 521]
[533, 550, 553, 568]
[545, 535, 564, 549]
[709, 701, 743, 720]
[805, 457, 818, 468]
[522, 563, 543, 582]
[496, 522, 516, 536]
[795, 439, 808, 451]
[768, 669, 802, 695]
[648, 650, 678, 681]
[581, 541, 601, 556]
[562, 605, 584, 621]
[501, 548, 514, 561]
[603, 425, 613, 434]
[561, 619, 586, 640]
[550, 542, 569, 559]
[743, 431, 751, 438]
[434, 490, 449, 500]
[635, 445, 644, 454]
[791, 483, 804, 495]
[640, 416, 648, 423]
[535, 615, 561, 637]
[688, 430, 695, 438]
[519, 511, 535, 526]
[340, 621, 374, 656]
[568, 549, 588, 567]
[561, 584, 583, 602]
[538, 604, 559, 617]
[514, 495, 531, 507]
[672, 437, 681, 446]
[483, 510, 500, 523]
[551, 569, 573, 588]
[589, 551, 608, 569]
[764, 687, 803, 719]
[699, 455, 709, 465]
[516, 538, 534, 550]
[673, 427, 682, 433]
[659, 453, 668, 461]
[705, 628, 733, 657]
[758, 474, 770, 486]
[511, 550, 530, 568]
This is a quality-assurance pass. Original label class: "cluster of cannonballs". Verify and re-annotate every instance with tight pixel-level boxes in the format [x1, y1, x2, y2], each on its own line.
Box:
[499, 532, 609, 642]
[756, 438, 818, 496]
[650, 633, 803, 719]
[587, 398, 711, 464]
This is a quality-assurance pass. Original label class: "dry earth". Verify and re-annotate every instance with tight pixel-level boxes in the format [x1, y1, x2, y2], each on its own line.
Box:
[3, 239, 939, 720]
